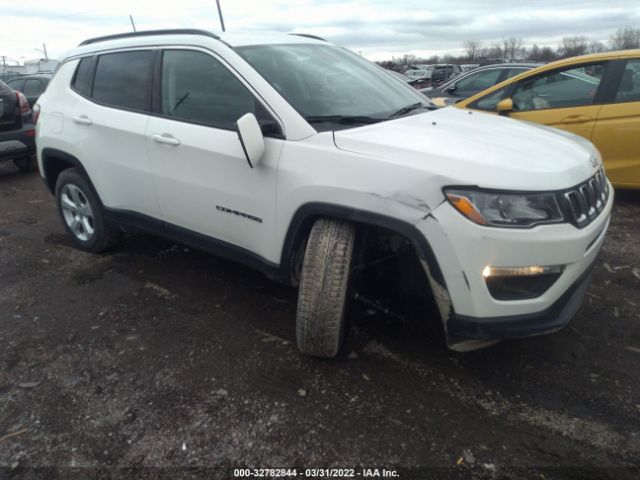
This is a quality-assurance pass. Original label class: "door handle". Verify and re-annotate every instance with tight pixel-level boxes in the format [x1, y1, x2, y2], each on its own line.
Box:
[560, 115, 592, 124]
[73, 115, 93, 125]
[152, 134, 181, 146]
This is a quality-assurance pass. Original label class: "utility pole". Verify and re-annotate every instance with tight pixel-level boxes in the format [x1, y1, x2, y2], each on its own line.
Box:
[129, 15, 137, 32]
[215, 0, 226, 32]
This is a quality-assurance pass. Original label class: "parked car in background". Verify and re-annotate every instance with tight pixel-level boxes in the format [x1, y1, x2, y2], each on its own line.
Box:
[426, 64, 462, 82]
[386, 70, 431, 90]
[456, 49, 640, 188]
[0, 80, 37, 172]
[422, 63, 541, 106]
[5, 73, 52, 108]
[405, 69, 429, 79]
[479, 58, 507, 66]
[460, 64, 480, 72]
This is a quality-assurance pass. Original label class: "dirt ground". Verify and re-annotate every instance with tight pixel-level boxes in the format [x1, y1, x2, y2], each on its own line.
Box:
[0, 162, 639, 480]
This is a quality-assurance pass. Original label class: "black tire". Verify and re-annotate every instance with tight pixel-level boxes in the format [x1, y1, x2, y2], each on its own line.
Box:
[13, 155, 37, 172]
[296, 218, 356, 358]
[55, 168, 122, 253]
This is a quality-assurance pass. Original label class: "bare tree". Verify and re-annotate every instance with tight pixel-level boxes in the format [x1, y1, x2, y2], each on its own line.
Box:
[558, 35, 589, 58]
[401, 53, 418, 67]
[588, 41, 606, 54]
[610, 27, 640, 50]
[501, 37, 523, 61]
[486, 42, 504, 59]
[462, 39, 484, 60]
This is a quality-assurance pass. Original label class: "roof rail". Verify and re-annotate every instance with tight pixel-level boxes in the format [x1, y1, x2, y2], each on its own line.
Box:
[79, 29, 220, 47]
[289, 33, 328, 42]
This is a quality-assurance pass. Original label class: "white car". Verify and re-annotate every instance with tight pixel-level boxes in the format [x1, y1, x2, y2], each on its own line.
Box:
[35, 29, 613, 357]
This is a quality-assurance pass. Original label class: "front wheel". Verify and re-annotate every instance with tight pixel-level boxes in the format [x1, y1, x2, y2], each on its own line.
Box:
[296, 218, 355, 358]
[55, 168, 122, 253]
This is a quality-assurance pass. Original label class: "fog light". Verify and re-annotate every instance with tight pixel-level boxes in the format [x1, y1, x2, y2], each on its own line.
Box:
[483, 265, 563, 300]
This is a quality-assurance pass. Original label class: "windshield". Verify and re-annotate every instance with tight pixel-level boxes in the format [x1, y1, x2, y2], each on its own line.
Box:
[237, 44, 433, 130]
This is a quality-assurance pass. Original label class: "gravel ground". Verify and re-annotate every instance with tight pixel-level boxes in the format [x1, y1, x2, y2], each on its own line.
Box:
[0, 163, 639, 480]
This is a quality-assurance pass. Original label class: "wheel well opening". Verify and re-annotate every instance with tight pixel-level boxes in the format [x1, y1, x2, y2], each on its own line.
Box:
[43, 155, 75, 193]
[287, 216, 444, 334]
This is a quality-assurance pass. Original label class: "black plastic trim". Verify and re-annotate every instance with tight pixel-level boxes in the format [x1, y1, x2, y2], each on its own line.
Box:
[40, 148, 91, 194]
[235, 121, 253, 168]
[279, 203, 447, 287]
[79, 29, 221, 46]
[103, 208, 283, 281]
[447, 259, 597, 342]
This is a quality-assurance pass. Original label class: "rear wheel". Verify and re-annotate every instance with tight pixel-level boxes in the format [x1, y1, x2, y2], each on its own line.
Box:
[55, 168, 122, 253]
[296, 218, 356, 358]
[13, 155, 37, 172]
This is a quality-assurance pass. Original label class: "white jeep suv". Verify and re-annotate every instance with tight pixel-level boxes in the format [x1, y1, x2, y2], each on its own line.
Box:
[36, 30, 613, 357]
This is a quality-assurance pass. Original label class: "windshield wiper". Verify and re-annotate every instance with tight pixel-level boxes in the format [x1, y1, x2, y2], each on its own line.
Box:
[305, 115, 384, 125]
[388, 102, 433, 119]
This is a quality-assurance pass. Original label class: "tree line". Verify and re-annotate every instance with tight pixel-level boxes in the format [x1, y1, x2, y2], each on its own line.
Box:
[378, 27, 640, 69]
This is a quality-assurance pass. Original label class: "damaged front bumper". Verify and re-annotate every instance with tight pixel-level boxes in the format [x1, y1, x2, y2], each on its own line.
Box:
[413, 185, 613, 351]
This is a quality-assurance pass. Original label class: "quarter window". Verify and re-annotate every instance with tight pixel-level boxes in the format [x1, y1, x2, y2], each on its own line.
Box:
[511, 63, 606, 111]
[614, 59, 640, 103]
[92, 51, 153, 111]
[72, 57, 93, 95]
[161, 50, 257, 130]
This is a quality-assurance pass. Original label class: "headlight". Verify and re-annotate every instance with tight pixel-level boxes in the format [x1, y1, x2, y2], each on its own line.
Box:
[444, 188, 564, 228]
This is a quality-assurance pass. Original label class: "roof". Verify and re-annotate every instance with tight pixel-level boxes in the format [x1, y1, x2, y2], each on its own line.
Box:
[63, 29, 330, 61]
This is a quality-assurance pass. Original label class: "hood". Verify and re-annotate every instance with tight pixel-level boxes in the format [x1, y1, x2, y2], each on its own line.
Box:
[333, 107, 599, 192]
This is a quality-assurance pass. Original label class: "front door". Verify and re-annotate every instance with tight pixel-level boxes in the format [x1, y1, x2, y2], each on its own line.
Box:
[146, 49, 283, 260]
[591, 58, 640, 187]
[507, 62, 610, 140]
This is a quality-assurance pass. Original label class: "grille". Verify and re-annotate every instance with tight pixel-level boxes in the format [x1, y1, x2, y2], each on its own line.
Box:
[560, 168, 609, 228]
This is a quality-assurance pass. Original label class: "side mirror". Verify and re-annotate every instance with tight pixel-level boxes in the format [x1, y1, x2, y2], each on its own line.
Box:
[445, 85, 457, 94]
[235, 113, 265, 168]
[496, 98, 514, 116]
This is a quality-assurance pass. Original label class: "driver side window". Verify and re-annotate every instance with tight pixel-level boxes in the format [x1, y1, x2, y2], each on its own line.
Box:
[161, 50, 276, 132]
[511, 63, 606, 112]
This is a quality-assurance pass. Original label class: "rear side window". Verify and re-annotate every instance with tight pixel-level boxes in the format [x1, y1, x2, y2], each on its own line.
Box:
[72, 57, 93, 95]
[24, 79, 43, 95]
[455, 69, 502, 92]
[7, 78, 24, 92]
[614, 59, 640, 103]
[160, 50, 256, 130]
[92, 51, 153, 111]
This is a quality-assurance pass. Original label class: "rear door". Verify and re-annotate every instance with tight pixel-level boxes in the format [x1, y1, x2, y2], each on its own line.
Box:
[68, 51, 160, 219]
[591, 58, 640, 187]
[507, 62, 611, 140]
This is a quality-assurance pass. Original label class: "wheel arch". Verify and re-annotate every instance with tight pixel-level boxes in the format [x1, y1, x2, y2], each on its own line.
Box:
[280, 203, 448, 290]
[41, 148, 91, 195]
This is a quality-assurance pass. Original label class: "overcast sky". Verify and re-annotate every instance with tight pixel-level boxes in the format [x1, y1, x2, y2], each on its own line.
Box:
[1, 0, 639, 63]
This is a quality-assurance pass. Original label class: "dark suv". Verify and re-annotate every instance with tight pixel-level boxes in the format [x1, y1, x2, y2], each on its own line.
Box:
[0, 80, 37, 172]
[5, 73, 52, 108]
